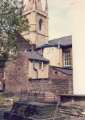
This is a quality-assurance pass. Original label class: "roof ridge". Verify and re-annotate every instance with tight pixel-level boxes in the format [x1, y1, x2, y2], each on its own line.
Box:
[49, 35, 72, 42]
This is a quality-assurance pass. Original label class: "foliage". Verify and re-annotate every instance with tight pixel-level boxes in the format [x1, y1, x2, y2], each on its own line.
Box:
[0, 0, 29, 56]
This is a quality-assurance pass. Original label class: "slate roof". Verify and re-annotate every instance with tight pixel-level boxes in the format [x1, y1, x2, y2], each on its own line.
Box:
[49, 35, 72, 47]
[51, 66, 72, 75]
[28, 51, 49, 62]
[15, 33, 49, 62]
[16, 33, 31, 51]
[36, 35, 72, 49]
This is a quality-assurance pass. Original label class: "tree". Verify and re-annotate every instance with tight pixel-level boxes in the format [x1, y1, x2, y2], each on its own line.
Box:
[0, 0, 29, 56]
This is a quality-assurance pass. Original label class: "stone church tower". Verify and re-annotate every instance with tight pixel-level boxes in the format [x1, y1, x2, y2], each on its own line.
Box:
[23, 0, 48, 46]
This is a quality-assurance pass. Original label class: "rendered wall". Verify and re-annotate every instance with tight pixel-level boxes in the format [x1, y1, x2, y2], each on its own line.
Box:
[71, 0, 85, 94]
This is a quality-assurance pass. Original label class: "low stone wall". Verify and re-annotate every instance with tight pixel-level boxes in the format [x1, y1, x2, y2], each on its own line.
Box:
[61, 95, 85, 107]
[49, 67, 73, 95]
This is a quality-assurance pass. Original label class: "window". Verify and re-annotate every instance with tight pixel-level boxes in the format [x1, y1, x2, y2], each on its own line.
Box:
[39, 62, 42, 69]
[39, 19, 43, 31]
[63, 50, 72, 67]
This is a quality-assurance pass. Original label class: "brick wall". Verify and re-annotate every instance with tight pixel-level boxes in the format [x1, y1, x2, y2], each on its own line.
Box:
[49, 67, 73, 95]
[4, 52, 29, 94]
[3, 52, 73, 101]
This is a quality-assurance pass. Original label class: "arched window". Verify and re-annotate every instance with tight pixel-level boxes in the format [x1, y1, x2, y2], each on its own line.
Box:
[39, 19, 43, 31]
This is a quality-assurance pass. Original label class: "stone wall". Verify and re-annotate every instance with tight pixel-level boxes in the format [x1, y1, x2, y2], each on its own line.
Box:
[0, 68, 4, 91]
[28, 61, 49, 79]
[28, 79, 57, 102]
[43, 47, 63, 67]
[4, 52, 29, 94]
[2, 52, 73, 101]
[49, 67, 73, 95]
[27, 66, 73, 101]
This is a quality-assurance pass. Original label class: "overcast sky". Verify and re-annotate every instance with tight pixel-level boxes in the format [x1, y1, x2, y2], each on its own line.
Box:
[41, 0, 76, 39]
[43, 0, 85, 95]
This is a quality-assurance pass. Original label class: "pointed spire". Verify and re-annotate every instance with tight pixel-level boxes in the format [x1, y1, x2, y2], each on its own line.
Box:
[23, 0, 34, 12]
[35, 0, 42, 10]
[23, 0, 45, 12]
[33, 0, 37, 10]
[45, 0, 48, 12]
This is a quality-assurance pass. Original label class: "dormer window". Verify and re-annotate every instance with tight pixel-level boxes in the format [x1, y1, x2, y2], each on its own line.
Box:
[39, 19, 43, 31]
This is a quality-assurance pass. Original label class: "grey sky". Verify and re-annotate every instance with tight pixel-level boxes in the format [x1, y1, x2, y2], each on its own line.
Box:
[43, 0, 72, 39]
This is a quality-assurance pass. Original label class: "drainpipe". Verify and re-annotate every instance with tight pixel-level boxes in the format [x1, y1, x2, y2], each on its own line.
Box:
[58, 42, 61, 67]
[33, 63, 38, 79]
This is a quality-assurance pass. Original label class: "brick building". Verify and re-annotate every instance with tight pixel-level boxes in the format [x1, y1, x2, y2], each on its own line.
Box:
[0, 0, 73, 101]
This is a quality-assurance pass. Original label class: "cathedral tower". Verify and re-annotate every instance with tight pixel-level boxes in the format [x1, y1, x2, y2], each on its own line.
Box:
[23, 0, 48, 46]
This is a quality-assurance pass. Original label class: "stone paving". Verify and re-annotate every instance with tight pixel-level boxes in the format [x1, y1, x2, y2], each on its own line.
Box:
[0, 107, 85, 120]
[0, 108, 5, 120]
[0, 107, 10, 120]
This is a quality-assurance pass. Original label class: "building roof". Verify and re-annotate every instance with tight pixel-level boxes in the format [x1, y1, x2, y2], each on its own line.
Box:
[16, 33, 31, 51]
[36, 35, 72, 49]
[28, 51, 49, 62]
[50, 66, 72, 75]
[29, 78, 49, 81]
[49, 35, 72, 47]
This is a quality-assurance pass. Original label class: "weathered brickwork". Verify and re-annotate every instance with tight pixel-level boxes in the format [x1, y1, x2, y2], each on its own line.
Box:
[0, 51, 73, 102]
[49, 67, 73, 95]
[1, 55, 72, 100]
[4, 52, 29, 93]
[2, 57, 72, 99]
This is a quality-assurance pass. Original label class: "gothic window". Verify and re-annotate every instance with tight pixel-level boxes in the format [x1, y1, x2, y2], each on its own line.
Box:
[39, 19, 43, 31]
[63, 50, 72, 67]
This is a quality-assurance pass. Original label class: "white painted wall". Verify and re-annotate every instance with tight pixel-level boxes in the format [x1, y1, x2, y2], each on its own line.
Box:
[71, 0, 85, 95]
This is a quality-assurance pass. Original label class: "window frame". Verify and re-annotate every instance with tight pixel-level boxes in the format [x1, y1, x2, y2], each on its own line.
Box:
[63, 50, 72, 67]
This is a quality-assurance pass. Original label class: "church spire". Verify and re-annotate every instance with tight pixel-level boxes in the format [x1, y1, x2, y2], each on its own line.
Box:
[33, 0, 37, 10]
[24, 0, 48, 12]
[34, 0, 42, 10]
[45, 0, 48, 12]
[23, 0, 48, 46]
